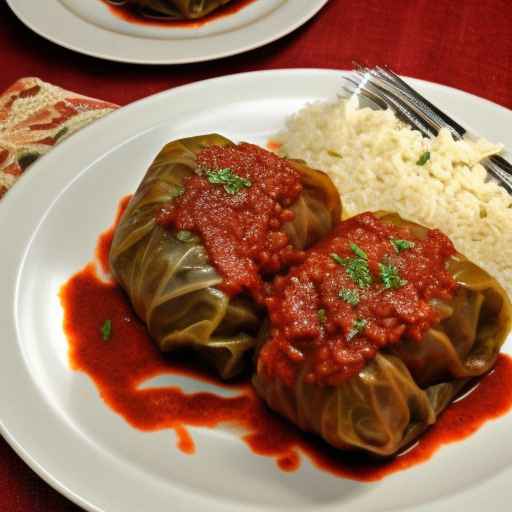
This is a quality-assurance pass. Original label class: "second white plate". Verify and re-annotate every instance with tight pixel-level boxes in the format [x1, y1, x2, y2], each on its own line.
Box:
[6, 0, 329, 64]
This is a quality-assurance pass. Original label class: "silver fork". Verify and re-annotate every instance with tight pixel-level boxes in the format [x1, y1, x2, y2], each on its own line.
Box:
[341, 65, 512, 194]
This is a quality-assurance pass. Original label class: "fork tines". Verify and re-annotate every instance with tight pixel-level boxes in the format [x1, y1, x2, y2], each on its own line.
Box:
[341, 66, 512, 193]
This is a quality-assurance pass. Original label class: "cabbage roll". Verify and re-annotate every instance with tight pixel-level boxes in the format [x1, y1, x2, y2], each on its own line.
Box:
[109, 134, 341, 378]
[253, 212, 511, 455]
[127, 0, 232, 19]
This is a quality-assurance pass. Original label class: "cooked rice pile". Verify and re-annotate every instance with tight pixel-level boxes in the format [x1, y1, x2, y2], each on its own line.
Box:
[277, 98, 512, 296]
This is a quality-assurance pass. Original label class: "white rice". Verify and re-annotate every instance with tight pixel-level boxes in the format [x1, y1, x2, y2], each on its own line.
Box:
[277, 97, 512, 296]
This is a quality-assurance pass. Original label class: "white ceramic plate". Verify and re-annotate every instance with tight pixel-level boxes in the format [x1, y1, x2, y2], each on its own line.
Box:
[0, 69, 511, 512]
[5, 0, 329, 64]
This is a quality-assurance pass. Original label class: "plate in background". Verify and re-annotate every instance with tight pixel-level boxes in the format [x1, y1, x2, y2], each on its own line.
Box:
[5, 0, 329, 64]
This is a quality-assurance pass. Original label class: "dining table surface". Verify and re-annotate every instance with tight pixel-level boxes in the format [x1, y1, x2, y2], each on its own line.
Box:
[1, 0, 511, 510]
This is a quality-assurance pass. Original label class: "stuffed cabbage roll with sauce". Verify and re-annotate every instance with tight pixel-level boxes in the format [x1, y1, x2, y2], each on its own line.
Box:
[253, 212, 511, 456]
[126, 0, 232, 19]
[109, 134, 341, 378]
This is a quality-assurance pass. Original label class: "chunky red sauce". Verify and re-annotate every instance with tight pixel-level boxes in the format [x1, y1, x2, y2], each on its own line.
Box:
[102, 0, 256, 29]
[260, 213, 457, 386]
[157, 143, 305, 300]
[59, 199, 512, 481]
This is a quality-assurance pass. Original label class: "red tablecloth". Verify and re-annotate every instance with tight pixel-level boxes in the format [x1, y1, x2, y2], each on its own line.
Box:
[0, 0, 511, 510]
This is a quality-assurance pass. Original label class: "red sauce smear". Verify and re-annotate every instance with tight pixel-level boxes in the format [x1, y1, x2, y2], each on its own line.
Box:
[59, 199, 512, 482]
[261, 212, 457, 386]
[102, 0, 256, 29]
[157, 143, 305, 300]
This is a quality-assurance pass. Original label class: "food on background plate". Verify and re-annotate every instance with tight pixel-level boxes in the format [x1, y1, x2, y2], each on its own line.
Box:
[104, 0, 257, 27]
[276, 97, 512, 297]
[109, 134, 341, 378]
[121, 0, 233, 19]
[253, 212, 511, 455]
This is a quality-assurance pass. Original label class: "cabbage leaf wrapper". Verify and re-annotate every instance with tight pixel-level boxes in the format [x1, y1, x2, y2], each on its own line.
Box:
[126, 0, 233, 19]
[253, 213, 512, 456]
[109, 134, 341, 379]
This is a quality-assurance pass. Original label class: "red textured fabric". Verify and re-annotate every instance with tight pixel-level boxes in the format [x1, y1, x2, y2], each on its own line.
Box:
[0, 0, 511, 510]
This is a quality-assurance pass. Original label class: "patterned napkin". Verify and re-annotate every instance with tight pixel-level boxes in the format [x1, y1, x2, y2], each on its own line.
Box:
[0, 78, 118, 199]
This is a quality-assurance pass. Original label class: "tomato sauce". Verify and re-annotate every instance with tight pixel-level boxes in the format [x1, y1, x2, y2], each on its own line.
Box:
[260, 212, 457, 387]
[59, 199, 512, 481]
[102, 0, 256, 29]
[157, 143, 305, 300]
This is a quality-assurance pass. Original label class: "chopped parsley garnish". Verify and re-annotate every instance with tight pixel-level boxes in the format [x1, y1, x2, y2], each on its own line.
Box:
[379, 263, 408, 289]
[416, 151, 431, 166]
[176, 230, 193, 242]
[390, 239, 415, 253]
[327, 149, 343, 158]
[171, 185, 184, 198]
[206, 167, 252, 195]
[350, 243, 367, 260]
[330, 252, 345, 266]
[339, 288, 360, 306]
[331, 244, 372, 288]
[317, 308, 327, 325]
[101, 320, 112, 341]
[347, 318, 367, 341]
[343, 258, 373, 288]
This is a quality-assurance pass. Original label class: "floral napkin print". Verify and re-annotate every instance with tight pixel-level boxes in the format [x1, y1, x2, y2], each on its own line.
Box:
[0, 78, 118, 199]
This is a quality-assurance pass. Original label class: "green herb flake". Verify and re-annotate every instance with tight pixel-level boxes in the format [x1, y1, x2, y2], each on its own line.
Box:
[347, 318, 367, 341]
[343, 257, 373, 288]
[332, 244, 372, 288]
[317, 308, 327, 325]
[379, 262, 408, 289]
[176, 230, 193, 242]
[206, 167, 252, 195]
[350, 243, 367, 260]
[172, 186, 184, 199]
[330, 252, 345, 266]
[339, 288, 360, 306]
[330, 244, 373, 288]
[327, 149, 343, 159]
[101, 320, 112, 341]
[391, 239, 415, 253]
[416, 151, 431, 166]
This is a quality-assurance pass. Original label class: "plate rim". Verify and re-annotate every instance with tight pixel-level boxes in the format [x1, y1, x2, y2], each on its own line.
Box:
[5, 0, 330, 64]
[0, 68, 511, 512]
